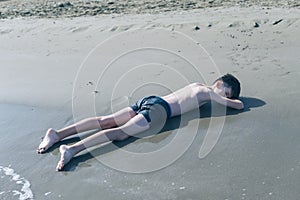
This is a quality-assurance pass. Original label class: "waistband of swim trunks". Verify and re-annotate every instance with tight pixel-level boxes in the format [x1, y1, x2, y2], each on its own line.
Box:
[153, 96, 172, 118]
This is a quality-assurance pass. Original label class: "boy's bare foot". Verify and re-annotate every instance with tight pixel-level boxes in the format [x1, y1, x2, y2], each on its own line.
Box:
[37, 128, 60, 153]
[56, 145, 74, 171]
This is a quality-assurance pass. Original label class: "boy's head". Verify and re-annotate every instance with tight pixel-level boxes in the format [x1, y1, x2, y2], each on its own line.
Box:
[213, 74, 241, 99]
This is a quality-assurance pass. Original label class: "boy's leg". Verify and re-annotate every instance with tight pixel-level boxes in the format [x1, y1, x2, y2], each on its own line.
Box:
[56, 114, 150, 171]
[37, 107, 136, 153]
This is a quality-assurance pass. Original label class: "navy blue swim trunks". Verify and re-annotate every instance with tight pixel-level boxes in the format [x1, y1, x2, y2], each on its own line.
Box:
[130, 96, 172, 123]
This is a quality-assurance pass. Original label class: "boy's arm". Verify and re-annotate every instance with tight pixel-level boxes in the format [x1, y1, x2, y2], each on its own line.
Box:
[209, 91, 244, 110]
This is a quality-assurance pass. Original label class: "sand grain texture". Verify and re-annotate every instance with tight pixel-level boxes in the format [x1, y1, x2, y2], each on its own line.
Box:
[0, 5, 300, 200]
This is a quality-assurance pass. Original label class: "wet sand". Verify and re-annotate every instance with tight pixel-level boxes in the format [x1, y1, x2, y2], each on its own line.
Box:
[1, 4, 300, 200]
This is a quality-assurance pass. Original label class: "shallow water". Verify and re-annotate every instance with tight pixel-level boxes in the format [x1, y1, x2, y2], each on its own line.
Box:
[0, 166, 33, 200]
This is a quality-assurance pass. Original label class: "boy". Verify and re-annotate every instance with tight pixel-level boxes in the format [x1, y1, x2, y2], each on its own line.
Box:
[37, 74, 243, 171]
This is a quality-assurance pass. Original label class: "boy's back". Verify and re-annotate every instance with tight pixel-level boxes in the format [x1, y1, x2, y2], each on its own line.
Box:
[162, 83, 211, 117]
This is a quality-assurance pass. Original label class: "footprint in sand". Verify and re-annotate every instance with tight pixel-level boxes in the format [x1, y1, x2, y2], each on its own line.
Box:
[0, 28, 13, 35]
[110, 26, 118, 32]
[119, 24, 134, 31]
[70, 26, 91, 33]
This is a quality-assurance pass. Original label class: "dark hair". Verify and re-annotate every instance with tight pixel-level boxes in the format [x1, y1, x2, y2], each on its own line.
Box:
[215, 74, 241, 99]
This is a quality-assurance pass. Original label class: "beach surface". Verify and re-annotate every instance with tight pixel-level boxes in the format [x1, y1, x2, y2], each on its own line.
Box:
[1, 2, 300, 200]
[0, 0, 298, 18]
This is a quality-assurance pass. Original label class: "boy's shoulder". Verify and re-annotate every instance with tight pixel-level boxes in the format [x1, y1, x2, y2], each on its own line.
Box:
[189, 82, 204, 86]
[188, 82, 211, 91]
[188, 82, 207, 88]
[187, 82, 212, 97]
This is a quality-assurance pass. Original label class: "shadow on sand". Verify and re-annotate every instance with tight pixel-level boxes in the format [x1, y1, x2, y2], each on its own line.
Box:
[50, 96, 265, 171]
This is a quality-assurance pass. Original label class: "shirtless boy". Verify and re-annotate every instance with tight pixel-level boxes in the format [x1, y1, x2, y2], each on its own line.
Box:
[37, 74, 244, 171]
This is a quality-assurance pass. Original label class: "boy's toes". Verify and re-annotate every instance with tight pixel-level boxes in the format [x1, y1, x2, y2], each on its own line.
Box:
[37, 144, 49, 153]
[37, 129, 60, 154]
[37, 147, 46, 154]
[56, 161, 64, 171]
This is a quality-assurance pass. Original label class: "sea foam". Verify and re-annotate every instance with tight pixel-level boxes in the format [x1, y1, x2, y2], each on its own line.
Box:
[0, 165, 33, 200]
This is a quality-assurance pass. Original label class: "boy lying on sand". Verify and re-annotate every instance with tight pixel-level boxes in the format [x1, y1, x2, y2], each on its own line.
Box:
[37, 74, 244, 171]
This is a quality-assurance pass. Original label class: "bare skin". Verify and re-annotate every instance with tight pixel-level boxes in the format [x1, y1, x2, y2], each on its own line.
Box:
[56, 145, 74, 171]
[37, 128, 60, 153]
[38, 81, 244, 171]
[56, 114, 149, 171]
[37, 107, 136, 154]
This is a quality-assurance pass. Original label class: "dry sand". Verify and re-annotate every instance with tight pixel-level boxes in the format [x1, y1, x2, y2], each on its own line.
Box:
[0, 2, 300, 200]
[0, 0, 299, 18]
